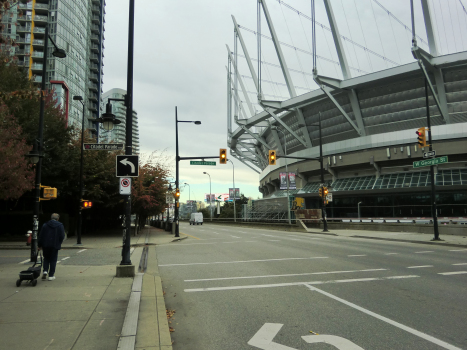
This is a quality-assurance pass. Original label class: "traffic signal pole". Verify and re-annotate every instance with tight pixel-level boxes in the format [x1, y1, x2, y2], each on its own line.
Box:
[425, 78, 440, 240]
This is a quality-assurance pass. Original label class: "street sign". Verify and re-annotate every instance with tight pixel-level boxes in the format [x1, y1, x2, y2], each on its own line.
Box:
[119, 178, 131, 195]
[190, 161, 216, 166]
[326, 193, 333, 202]
[116, 155, 139, 177]
[413, 155, 448, 169]
[166, 195, 174, 204]
[84, 143, 124, 150]
[423, 150, 436, 158]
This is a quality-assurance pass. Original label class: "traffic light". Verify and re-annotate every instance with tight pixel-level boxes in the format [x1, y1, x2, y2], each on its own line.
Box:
[81, 200, 92, 209]
[174, 188, 180, 199]
[268, 150, 276, 165]
[323, 187, 329, 197]
[219, 148, 227, 164]
[416, 127, 428, 147]
[318, 187, 323, 197]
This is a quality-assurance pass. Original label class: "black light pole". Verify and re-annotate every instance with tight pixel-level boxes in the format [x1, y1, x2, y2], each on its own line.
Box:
[175, 107, 201, 237]
[29, 23, 66, 262]
[121, 0, 135, 265]
[425, 78, 441, 241]
[73, 96, 85, 245]
[298, 112, 328, 232]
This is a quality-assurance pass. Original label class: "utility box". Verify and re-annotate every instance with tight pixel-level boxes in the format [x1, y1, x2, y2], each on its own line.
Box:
[42, 187, 57, 199]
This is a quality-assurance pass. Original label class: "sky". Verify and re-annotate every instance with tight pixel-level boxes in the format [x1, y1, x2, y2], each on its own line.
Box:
[103, 0, 467, 204]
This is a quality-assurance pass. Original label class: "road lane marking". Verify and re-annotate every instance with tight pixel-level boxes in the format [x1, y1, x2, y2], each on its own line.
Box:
[160, 256, 328, 267]
[452, 263, 467, 265]
[184, 275, 419, 292]
[230, 235, 241, 238]
[305, 284, 463, 350]
[61, 257, 70, 260]
[438, 271, 467, 275]
[181, 232, 201, 240]
[449, 249, 467, 252]
[184, 268, 388, 282]
[384, 253, 399, 255]
[414, 251, 434, 254]
[77, 249, 87, 253]
[348, 255, 366, 257]
[267, 240, 281, 242]
[19, 259, 30, 264]
[407, 265, 433, 269]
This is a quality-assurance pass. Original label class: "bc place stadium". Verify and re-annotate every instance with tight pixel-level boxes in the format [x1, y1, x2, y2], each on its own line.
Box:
[226, 0, 467, 222]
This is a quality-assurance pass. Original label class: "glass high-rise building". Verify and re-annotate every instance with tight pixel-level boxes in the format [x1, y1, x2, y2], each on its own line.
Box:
[101, 88, 140, 155]
[3, 0, 106, 137]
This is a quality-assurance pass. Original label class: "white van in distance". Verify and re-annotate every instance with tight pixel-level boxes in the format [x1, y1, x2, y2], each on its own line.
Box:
[190, 213, 203, 225]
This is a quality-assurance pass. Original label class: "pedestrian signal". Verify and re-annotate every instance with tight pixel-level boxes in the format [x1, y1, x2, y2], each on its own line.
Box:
[319, 188, 323, 197]
[81, 200, 92, 209]
[42, 187, 57, 199]
[268, 150, 276, 165]
[416, 127, 428, 147]
[219, 148, 227, 164]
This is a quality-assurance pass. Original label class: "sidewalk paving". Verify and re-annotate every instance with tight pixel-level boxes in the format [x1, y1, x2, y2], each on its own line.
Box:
[0, 226, 176, 350]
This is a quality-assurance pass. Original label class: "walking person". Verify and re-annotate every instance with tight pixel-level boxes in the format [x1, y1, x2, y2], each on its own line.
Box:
[38, 213, 65, 281]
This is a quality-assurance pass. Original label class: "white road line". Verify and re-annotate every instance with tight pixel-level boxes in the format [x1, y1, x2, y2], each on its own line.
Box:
[438, 271, 467, 275]
[384, 253, 399, 255]
[452, 263, 467, 265]
[230, 235, 240, 238]
[222, 241, 258, 244]
[160, 256, 328, 267]
[77, 249, 87, 253]
[262, 234, 277, 237]
[305, 285, 462, 350]
[184, 268, 388, 282]
[414, 251, 434, 254]
[348, 255, 366, 257]
[19, 259, 30, 264]
[184, 275, 419, 292]
[267, 240, 281, 242]
[61, 257, 70, 260]
[130, 247, 135, 254]
[449, 249, 467, 252]
[407, 265, 433, 269]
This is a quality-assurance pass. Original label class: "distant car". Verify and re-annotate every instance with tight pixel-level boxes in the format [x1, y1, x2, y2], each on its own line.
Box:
[190, 213, 203, 225]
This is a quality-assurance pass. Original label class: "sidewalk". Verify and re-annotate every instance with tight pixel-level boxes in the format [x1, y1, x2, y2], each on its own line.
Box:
[0, 226, 177, 350]
[305, 226, 467, 247]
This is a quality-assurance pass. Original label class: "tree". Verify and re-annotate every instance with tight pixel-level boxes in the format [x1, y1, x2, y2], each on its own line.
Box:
[132, 151, 171, 229]
[0, 105, 34, 200]
[218, 194, 249, 218]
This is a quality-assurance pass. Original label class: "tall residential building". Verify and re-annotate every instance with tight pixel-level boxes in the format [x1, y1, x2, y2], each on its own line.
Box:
[101, 88, 140, 154]
[1, 0, 106, 137]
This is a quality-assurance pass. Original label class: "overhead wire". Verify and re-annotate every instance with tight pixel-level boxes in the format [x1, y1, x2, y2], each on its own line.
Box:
[238, 24, 370, 73]
[354, 0, 373, 72]
[340, 0, 361, 74]
[278, 1, 310, 91]
[369, 0, 388, 68]
[276, 0, 400, 67]
[388, 8, 402, 63]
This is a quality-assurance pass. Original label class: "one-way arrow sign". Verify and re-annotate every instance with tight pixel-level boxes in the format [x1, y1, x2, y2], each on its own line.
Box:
[116, 155, 139, 177]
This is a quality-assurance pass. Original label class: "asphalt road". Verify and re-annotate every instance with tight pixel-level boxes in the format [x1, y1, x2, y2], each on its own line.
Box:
[158, 223, 467, 350]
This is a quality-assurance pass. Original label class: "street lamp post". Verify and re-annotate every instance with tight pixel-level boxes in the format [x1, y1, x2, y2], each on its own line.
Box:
[73, 96, 85, 245]
[358, 201, 362, 219]
[228, 159, 236, 222]
[298, 112, 328, 232]
[203, 172, 212, 221]
[272, 127, 291, 225]
[29, 23, 67, 262]
[175, 107, 201, 237]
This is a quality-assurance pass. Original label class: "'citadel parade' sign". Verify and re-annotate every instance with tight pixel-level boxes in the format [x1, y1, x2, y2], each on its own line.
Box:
[84, 143, 124, 150]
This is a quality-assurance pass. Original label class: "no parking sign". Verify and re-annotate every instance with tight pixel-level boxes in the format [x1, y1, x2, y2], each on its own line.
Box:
[119, 177, 132, 195]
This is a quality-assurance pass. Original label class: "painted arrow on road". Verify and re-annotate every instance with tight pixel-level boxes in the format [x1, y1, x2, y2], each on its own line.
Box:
[248, 323, 364, 350]
[120, 158, 135, 173]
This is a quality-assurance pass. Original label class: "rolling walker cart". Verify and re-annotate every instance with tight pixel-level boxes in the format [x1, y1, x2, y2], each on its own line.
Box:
[16, 252, 42, 287]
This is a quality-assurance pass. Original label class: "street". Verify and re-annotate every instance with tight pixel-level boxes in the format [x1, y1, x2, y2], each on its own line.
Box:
[159, 223, 467, 350]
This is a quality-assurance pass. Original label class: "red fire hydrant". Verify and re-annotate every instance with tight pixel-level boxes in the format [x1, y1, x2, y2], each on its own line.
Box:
[26, 230, 32, 246]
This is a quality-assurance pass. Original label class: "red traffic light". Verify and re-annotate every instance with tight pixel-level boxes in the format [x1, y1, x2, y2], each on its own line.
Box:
[81, 200, 92, 209]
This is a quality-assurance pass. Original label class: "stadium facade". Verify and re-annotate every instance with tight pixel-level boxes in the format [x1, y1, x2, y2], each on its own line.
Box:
[227, 0, 467, 219]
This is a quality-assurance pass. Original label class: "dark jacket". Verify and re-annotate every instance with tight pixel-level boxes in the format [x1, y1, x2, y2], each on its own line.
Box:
[38, 220, 65, 250]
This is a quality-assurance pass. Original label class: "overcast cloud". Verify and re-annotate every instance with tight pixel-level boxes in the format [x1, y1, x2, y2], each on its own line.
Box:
[103, 0, 467, 203]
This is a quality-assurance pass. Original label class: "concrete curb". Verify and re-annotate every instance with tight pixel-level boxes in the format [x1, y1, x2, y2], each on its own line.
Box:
[171, 236, 188, 242]
[350, 235, 467, 248]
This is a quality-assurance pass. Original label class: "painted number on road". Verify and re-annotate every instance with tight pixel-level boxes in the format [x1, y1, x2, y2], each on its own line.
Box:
[248, 323, 364, 350]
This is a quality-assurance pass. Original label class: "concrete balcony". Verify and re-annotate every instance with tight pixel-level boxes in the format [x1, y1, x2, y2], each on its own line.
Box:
[90, 53, 99, 62]
[33, 15, 48, 23]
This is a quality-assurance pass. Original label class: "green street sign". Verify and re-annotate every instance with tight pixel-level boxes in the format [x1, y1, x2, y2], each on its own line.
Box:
[413, 156, 448, 168]
[190, 161, 216, 166]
